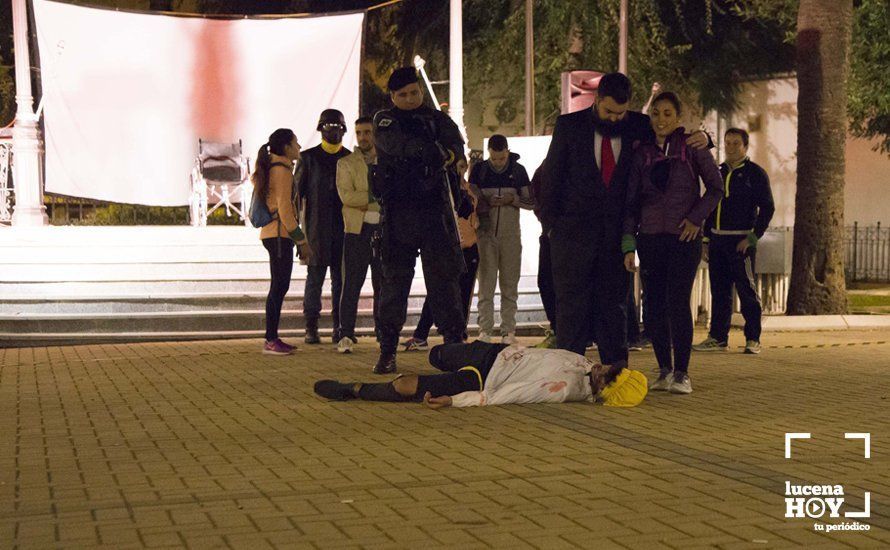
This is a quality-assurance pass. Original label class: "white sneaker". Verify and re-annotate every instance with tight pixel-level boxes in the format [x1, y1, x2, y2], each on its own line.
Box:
[650, 371, 673, 391]
[336, 336, 354, 354]
[501, 333, 518, 345]
[669, 372, 693, 394]
[744, 340, 762, 354]
[477, 332, 493, 343]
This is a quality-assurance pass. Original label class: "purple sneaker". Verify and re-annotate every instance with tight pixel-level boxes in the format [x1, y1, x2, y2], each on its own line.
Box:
[263, 339, 294, 355]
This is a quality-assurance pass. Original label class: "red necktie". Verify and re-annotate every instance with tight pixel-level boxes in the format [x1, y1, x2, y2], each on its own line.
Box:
[601, 135, 616, 188]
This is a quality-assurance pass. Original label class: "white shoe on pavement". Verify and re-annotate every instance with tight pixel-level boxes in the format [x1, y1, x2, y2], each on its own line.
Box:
[336, 336, 354, 354]
[501, 333, 518, 345]
[477, 332, 493, 343]
[669, 372, 693, 394]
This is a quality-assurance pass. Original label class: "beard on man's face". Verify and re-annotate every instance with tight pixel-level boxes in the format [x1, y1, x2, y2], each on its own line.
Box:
[592, 110, 627, 137]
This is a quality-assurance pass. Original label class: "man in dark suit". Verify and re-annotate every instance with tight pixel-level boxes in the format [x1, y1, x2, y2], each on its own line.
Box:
[539, 73, 707, 364]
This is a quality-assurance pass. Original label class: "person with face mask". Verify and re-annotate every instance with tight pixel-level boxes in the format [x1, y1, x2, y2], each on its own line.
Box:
[622, 92, 724, 394]
[370, 67, 474, 374]
[335, 117, 384, 354]
[297, 109, 352, 345]
[539, 73, 710, 367]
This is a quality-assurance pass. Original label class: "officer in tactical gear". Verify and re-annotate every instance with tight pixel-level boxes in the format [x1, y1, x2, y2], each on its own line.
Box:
[371, 67, 474, 374]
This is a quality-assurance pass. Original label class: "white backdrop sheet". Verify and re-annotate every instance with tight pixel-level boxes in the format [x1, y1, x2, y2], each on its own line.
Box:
[33, 0, 363, 206]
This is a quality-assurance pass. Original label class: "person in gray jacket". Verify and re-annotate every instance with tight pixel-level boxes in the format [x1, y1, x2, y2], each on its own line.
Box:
[469, 135, 534, 344]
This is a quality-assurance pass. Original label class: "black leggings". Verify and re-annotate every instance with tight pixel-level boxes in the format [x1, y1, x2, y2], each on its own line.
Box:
[414, 341, 508, 397]
[262, 238, 295, 341]
[356, 342, 508, 402]
[637, 233, 701, 374]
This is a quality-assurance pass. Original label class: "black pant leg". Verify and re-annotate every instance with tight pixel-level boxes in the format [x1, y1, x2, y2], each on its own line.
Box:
[538, 233, 557, 331]
[667, 238, 702, 373]
[732, 246, 762, 342]
[592, 249, 629, 365]
[338, 229, 373, 339]
[330, 231, 345, 338]
[263, 238, 294, 341]
[303, 265, 327, 321]
[626, 274, 641, 343]
[707, 238, 734, 343]
[378, 259, 415, 355]
[460, 245, 480, 325]
[550, 229, 596, 355]
[428, 341, 508, 376]
[414, 371, 483, 399]
[419, 222, 465, 343]
[369, 225, 384, 336]
[638, 234, 673, 372]
[414, 299, 435, 340]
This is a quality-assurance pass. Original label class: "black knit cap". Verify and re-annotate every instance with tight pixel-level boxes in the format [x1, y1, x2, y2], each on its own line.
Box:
[387, 67, 419, 92]
[316, 109, 345, 130]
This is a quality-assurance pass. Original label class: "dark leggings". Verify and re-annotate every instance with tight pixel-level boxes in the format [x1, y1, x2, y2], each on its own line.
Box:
[414, 245, 479, 341]
[262, 238, 295, 341]
[415, 341, 508, 397]
[357, 342, 508, 402]
[637, 233, 701, 374]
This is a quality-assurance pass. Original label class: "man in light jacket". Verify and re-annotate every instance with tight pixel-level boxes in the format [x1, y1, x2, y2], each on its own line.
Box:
[313, 341, 648, 409]
[336, 117, 383, 354]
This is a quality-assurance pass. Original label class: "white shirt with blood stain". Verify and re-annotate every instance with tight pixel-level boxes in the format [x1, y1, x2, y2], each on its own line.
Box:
[450, 346, 595, 407]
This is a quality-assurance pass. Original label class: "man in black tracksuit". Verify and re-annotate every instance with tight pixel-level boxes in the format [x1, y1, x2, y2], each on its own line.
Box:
[371, 67, 473, 374]
[695, 128, 775, 355]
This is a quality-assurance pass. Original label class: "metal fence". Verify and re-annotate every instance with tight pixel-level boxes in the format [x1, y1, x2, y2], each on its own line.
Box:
[846, 222, 890, 283]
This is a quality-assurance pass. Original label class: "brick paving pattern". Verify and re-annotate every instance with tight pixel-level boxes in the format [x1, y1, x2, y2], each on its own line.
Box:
[1, 329, 889, 549]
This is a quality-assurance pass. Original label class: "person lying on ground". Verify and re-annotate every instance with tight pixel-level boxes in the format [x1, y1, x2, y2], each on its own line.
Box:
[313, 341, 647, 408]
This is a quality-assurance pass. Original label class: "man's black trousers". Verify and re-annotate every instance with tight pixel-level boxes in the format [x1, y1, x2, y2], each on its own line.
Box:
[339, 223, 383, 340]
[707, 235, 762, 343]
[377, 206, 466, 355]
[550, 224, 628, 364]
[304, 231, 344, 337]
[538, 233, 557, 331]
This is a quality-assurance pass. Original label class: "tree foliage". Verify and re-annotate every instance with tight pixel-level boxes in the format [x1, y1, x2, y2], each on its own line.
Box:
[848, 0, 890, 153]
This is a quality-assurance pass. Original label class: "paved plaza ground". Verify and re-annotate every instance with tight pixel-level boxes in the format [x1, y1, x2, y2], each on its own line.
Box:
[1, 328, 889, 549]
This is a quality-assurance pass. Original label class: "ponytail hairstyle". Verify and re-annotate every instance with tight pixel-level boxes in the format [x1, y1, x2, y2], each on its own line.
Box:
[251, 128, 296, 200]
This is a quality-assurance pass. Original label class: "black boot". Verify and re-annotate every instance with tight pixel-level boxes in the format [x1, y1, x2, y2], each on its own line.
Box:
[373, 352, 397, 375]
[305, 318, 320, 345]
[314, 380, 357, 401]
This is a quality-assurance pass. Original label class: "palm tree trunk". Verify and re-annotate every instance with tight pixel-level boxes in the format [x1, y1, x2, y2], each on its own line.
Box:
[787, 0, 853, 315]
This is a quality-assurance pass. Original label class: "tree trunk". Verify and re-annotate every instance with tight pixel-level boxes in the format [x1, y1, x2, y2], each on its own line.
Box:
[787, 0, 853, 315]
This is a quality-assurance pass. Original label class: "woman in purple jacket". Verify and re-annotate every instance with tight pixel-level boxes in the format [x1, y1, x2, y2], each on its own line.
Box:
[622, 92, 723, 395]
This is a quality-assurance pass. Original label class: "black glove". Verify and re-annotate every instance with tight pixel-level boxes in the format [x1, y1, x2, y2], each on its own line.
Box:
[421, 142, 448, 170]
[456, 189, 474, 219]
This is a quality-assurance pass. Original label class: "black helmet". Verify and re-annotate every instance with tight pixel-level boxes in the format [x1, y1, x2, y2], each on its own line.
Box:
[317, 109, 346, 131]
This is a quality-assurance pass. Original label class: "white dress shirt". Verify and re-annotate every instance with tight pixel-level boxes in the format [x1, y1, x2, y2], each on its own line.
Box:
[594, 131, 622, 170]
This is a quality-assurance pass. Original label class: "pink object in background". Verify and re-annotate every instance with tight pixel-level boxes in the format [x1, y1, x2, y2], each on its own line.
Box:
[560, 70, 604, 114]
